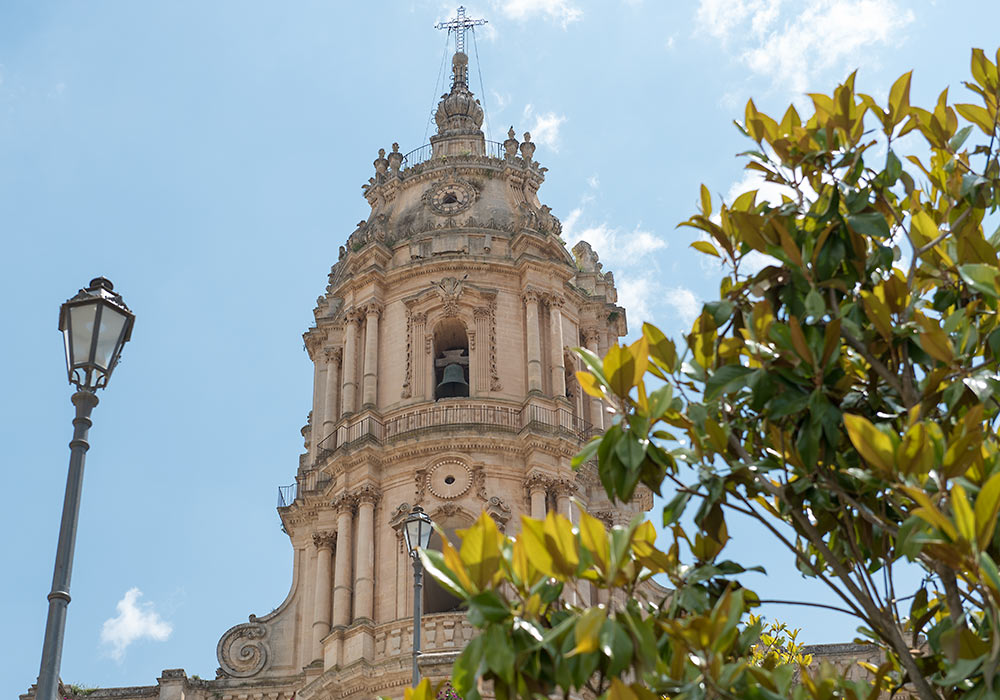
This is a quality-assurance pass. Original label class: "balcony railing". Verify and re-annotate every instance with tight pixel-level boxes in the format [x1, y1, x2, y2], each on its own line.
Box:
[315, 400, 595, 457]
[401, 140, 506, 169]
[279, 400, 597, 508]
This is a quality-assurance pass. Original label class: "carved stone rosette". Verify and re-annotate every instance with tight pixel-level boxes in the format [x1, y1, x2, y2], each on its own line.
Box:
[216, 619, 270, 678]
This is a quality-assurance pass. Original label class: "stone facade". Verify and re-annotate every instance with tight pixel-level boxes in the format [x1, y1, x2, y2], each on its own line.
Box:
[22, 46, 649, 700]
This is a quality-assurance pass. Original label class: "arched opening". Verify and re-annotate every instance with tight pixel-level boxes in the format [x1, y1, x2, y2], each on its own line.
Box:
[434, 319, 470, 399]
[424, 527, 464, 614]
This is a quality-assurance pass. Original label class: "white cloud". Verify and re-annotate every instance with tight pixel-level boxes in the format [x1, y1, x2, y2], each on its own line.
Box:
[522, 104, 566, 151]
[665, 287, 701, 326]
[587, 174, 600, 189]
[665, 35, 676, 50]
[696, 0, 915, 93]
[491, 90, 510, 111]
[562, 207, 672, 327]
[562, 208, 668, 266]
[494, 0, 582, 27]
[100, 588, 172, 661]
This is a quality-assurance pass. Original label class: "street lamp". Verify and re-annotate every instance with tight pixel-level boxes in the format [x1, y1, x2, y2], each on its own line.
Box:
[402, 505, 433, 687]
[37, 277, 134, 700]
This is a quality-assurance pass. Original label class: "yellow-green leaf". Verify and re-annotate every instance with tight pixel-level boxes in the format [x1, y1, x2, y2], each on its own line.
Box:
[569, 606, 606, 656]
[604, 344, 637, 398]
[576, 371, 605, 398]
[844, 414, 894, 474]
[543, 511, 579, 578]
[952, 483, 976, 543]
[578, 509, 610, 574]
[519, 515, 556, 578]
[700, 184, 712, 216]
[691, 240, 721, 258]
[975, 472, 1000, 550]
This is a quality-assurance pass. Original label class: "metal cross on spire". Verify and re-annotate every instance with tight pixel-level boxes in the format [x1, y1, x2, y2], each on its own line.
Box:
[435, 6, 487, 55]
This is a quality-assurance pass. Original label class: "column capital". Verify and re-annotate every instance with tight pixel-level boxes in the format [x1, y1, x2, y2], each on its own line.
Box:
[552, 477, 578, 497]
[313, 531, 336, 551]
[521, 288, 542, 305]
[473, 305, 491, 320]
[356, 484, 382, 506]
[545, 293, 565, 309]
[332, 492, 358, 514]
[361, 301, 383, 318]
[582, 327, 602, 346]
[410, 310, 427, 324]
[324, 347, 342, 364]
[343, 308, 365, 326]
[524, 471, 553, 492]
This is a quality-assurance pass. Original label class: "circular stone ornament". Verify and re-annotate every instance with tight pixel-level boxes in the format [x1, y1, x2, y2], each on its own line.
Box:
[427, 460, 472, 499]
[426, 180, 477, 216]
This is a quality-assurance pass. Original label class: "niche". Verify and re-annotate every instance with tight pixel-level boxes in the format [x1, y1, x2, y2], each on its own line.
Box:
[434, 319, 470, 399]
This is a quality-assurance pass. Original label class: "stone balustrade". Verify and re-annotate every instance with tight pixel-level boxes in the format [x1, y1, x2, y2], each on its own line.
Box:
[314, 398, 596, 460]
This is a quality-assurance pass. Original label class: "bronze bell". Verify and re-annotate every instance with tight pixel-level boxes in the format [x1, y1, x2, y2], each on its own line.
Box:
[436, 363, 469, 398]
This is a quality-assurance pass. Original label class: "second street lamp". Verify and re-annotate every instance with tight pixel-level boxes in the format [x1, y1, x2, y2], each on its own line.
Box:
[36, 277, 134, 700]
[402, 505, 433, 687]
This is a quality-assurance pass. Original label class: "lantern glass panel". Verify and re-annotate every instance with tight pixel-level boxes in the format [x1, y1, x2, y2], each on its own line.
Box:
[94, 305, 128, 370]
[405, 518, 421, 554]
[69, 303, 97, 366]
[418, 518, 432, 549]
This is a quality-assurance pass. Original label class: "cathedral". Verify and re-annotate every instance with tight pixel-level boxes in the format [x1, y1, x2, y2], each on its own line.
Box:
[22, 13, 653, 700]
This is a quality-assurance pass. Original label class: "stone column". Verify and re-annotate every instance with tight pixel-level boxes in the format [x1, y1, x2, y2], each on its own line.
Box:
[549, 297, 566, 398]
[474, 307, 491, 395]
[412, 312, 427, 399]
[361, 303, 381, 408]
[311, 532, 335, 659]
[583, 328, 603, 430]
[341, 313, 359, 416]
[309, 342, 324, 461]
[332, 496, 355, 627]
[524, 291, 543, 393]
[526, 474, 549, 520]
[555, 480, 575, 523]
[321, 349, 340, 448]
[353, 486, 380, 621]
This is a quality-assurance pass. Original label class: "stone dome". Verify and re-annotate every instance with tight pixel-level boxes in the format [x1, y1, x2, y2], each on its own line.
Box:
[434, 52, 484, 134]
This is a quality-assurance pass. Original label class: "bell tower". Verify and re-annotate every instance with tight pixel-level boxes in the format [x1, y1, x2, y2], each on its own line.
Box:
[212, 11, 649, 699]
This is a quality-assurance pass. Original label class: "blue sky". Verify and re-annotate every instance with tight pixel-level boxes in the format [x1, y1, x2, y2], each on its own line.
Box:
[3, 0, 999, 694]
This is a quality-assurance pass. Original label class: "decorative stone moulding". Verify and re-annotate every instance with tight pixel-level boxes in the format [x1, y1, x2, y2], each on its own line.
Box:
[425, 178, 479, 216]
[216, 618, 270, 678]
[427, 459, 472, 499]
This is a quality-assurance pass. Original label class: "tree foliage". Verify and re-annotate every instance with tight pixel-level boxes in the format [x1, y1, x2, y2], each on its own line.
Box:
[420, 48, 1000, 700]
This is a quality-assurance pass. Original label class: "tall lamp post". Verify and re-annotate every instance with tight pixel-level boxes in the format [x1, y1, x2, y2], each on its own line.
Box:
[37, 277, 134, 700]
[402, 505, 433, 687]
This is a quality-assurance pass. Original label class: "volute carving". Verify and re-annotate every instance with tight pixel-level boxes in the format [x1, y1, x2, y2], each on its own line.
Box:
[216, 619, 269, 678]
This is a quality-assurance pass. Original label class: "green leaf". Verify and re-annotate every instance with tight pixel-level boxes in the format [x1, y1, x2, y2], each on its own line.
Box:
[847, 212, 890, 238]
[804, 288, 825, 319]
[484, 625, 515, 684]
[467, 590, 510, 625]
[958, 264, 1000, 300]
[453, 634, 485, 700]
[704, 365, 754, 401]
[599, 619, 634, 677]
[949, 124, 974, 151]
[662, 491, 692, 526]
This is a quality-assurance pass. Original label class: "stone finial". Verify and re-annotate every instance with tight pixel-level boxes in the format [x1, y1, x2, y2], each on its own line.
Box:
[388, 142, 403, 175]
[503, 126, 519, 159]
[373, 148, 389, 183]
[519, 132, 535, 162]
[572, 240, 601, 272]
